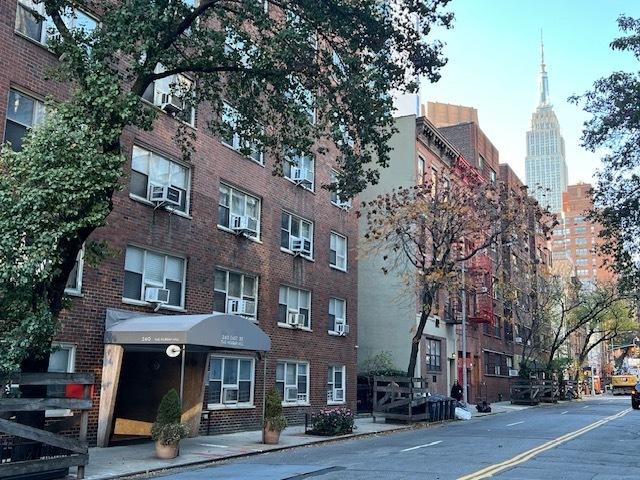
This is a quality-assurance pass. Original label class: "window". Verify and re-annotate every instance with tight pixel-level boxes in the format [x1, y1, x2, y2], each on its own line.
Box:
[327, 365, 345, 404]
[577, 269, 589, 276]
[142, 64, 195, 126]
[489, 169, 497, 183]
[425, 338, 441, 371]
[130, 145, 190, 213]
[123, 246, 185, 308]
[484, 351, 502, 376]
[65, 248, 84, 295]
[330, 170, 351, 209]
[283, 151, 314, 190]
[576, 248, 589, 256]
[220, 102, 263, 164]
[213, 269, 257, 320]
[478, 154, 484, 169]
[218, 184, 261, 238]
[576, 258, 589, 266]
[576, 237, 588, 245]
[16, 1, 96, 46]
[208, 356, 254, 407]
[286, 76, 315, 124]
[47, 343, 75, 398]
[574, 216, 585, 224]
[506, 356, 514, 371]
[417, 156, 425, 184]
[430, 167, 438, 195]
[276, 361, 309, 404]
[4, 89, 45, 151]
[575, 226, 587, 234]
[328, 297, 346, 333]
[278, 285, 311, 328]
[494, 317, 501, 337]
[330, 233, 347, 271]
[281, 212, 313, 257]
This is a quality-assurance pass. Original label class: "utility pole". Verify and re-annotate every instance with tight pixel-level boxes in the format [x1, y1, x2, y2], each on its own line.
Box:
[461, 261, 468, 405]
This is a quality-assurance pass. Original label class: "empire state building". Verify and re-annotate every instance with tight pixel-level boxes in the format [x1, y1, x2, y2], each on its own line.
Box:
[525, 39, 568, 213]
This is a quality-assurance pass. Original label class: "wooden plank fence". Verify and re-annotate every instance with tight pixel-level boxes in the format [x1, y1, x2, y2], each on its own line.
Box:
[372, 376, 430, 422]
[0, 372, 94, 479]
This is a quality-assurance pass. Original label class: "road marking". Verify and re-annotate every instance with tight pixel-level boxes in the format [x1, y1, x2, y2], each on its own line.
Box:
[506, 421, 524, 427]
[401, 440, 442, 452]
[583, 406, 589, 409]
[199, 443, 228, 448]
[560, 411, 569, 415]
[457, 407, 631, 480]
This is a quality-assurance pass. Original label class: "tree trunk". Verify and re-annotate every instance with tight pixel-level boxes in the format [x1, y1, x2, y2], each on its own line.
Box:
[407, 288, 434, 377]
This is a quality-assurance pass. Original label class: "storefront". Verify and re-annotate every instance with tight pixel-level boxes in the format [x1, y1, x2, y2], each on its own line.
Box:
[96, 309, 271, 447]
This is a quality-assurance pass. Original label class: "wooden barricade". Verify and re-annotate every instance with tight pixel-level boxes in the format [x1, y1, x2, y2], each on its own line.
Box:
[0, 372, 94, 479]
[510, 379, 541, 405]
[539, 380, 559, 403]
[372, 376, 429, 422]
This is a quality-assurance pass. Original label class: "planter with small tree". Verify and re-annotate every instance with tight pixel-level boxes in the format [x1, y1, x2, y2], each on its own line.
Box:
[263, 388, 287, 444]
[151, 389, 190, 459]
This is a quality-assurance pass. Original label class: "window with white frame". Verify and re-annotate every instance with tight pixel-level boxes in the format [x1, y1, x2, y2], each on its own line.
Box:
[123, 246, 185, 308]
[286, 76, 316, 124]
[283, 151, 314, 190]
[330, 170, 351, 209]
[65, 248, 84, 295]
[425, 338, 441, 371]
[281, 212, 313, 257]
[130, 145, 190, 213]
[417, 156, 425, 184]
[208, 356, 254, 407]
[328, 297, 346, 333]
[142, 64, 195, 126]
[218, 184, 261, 238]
[278, 285, 311, 328]
[327, 365, 345, 404]
[220, 102, 263, 164]
[276, 361, 309, 404]
[213, 268, 257, 320]
[330, 232, 347, 271]
[15, 1, 96, 46]
[47, 343, 75, 399]
[4, 89, 45, 151]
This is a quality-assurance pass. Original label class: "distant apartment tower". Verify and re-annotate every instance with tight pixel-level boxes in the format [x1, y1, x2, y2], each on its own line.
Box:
[551, 183, 615, 286]
[525, 39, 568, 213]
[425, 102, 479, 128]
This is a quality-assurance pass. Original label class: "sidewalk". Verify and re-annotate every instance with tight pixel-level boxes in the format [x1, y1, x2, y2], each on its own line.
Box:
[75, 418, 413, 480]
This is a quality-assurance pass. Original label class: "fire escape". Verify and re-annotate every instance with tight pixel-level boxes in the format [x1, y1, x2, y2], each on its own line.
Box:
[468, 253, 493, 324]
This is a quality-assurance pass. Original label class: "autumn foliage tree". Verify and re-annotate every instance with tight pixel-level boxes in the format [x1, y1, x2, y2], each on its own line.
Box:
[361, 161, 543, 377]
[0, 0, 455, 375]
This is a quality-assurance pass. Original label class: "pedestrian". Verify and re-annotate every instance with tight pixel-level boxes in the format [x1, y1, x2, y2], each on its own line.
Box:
[450, 380, 463, 402]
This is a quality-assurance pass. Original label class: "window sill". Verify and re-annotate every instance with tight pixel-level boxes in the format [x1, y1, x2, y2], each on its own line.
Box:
[206, 404, 256, 411]
[327, 401, 346, 406]
[64, 289, 83, 298]
[217, 225, 263, 244]
[140, 98, 196, 130]
[122, 298, 186, 312]
[327, 330, 347, 337]
[219, 141, 265, 167]
[214, 310, 259, 323]
[329, 265, 348, 273]
[14, 30, 55, 54]
[277, 322, 312, 332]
[281, 402, 310, 407]
[280, 247, 314, 262]
[284, 176, 315, 194]
[129, 194, 193, 219]
[330, 201, 352, 211]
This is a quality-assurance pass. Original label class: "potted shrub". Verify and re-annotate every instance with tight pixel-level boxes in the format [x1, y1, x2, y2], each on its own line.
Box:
[151, 389, 190, 459]
[263, 388, 287, 444]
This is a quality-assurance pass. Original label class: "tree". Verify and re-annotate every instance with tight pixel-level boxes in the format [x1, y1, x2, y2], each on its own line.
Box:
[0, 0, 455, 375]
[570, 15, 640, 289]
[360, 160, 544, 377]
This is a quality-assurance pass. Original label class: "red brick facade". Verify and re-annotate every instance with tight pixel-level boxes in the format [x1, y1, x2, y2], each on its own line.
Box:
[1, 1, 357, 445]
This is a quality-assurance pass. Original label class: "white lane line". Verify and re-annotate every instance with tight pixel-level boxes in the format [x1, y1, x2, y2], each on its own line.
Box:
[199, 443, 229, 448]
[560, 411, 569, 415]
[583, 406, 589, 409]
[401, 440, 443, 452]
[506, 421, 525, 427]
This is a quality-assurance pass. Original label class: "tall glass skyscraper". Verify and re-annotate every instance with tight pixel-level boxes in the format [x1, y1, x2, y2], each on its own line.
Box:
[525, 38, 568, 213]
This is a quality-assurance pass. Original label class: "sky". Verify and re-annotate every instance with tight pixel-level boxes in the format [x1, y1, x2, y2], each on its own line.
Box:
[420, 0, 640, 186]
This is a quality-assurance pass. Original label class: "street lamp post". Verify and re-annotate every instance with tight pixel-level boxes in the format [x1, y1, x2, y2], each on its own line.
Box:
[461, 262, 468, 405]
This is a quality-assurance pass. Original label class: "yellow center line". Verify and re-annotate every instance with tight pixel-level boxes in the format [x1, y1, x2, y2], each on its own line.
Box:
[457, 407, 631, 480]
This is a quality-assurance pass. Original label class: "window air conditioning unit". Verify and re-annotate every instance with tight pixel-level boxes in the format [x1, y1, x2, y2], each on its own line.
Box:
[287, 311, 306, 328]
[291, 167, 313, 187]
[222, 387, 239, 404]
[290, 236, 311, 256]
[285, 386, 298, 402]
[336, 198, 351, 211]
[515, 336, 523, 344]
[159, 92, 184, 113]
[149, 184, 182, 207]
[145, 287, 170, 304]
[227, 298, 256, 316]
[231, 214, 258, 236]
[335, 323, 350, 336]
[509, 369, 519, 377]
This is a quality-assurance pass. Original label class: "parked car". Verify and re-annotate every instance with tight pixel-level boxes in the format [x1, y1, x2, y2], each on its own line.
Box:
[631, 383, 640, 410]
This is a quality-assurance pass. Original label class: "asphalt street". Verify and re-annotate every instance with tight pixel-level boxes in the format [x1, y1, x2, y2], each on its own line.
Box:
[152, 395, 638, 480]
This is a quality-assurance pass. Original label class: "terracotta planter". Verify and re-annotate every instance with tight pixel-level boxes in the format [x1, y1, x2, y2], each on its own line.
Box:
[262, 423, 282, 445]
[155, 440, 179, 459]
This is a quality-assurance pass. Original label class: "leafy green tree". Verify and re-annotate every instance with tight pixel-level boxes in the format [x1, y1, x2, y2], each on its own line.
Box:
[570, 15, 640, 289]
[0, 0, 454, 375]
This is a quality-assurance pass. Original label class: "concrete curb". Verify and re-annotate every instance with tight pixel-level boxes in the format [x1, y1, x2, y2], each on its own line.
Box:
[106, 423, 431, 480]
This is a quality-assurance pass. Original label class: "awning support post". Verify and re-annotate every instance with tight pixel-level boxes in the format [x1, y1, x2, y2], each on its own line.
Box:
[261, 352, 268, 428]
[179, 344, 186, 407]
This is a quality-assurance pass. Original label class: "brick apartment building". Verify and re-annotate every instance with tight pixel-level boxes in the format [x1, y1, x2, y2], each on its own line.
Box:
[1, 1, 357, 446]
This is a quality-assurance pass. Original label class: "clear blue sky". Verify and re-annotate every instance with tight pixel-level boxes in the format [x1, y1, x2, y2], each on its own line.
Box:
[421, 0, 640, 186]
